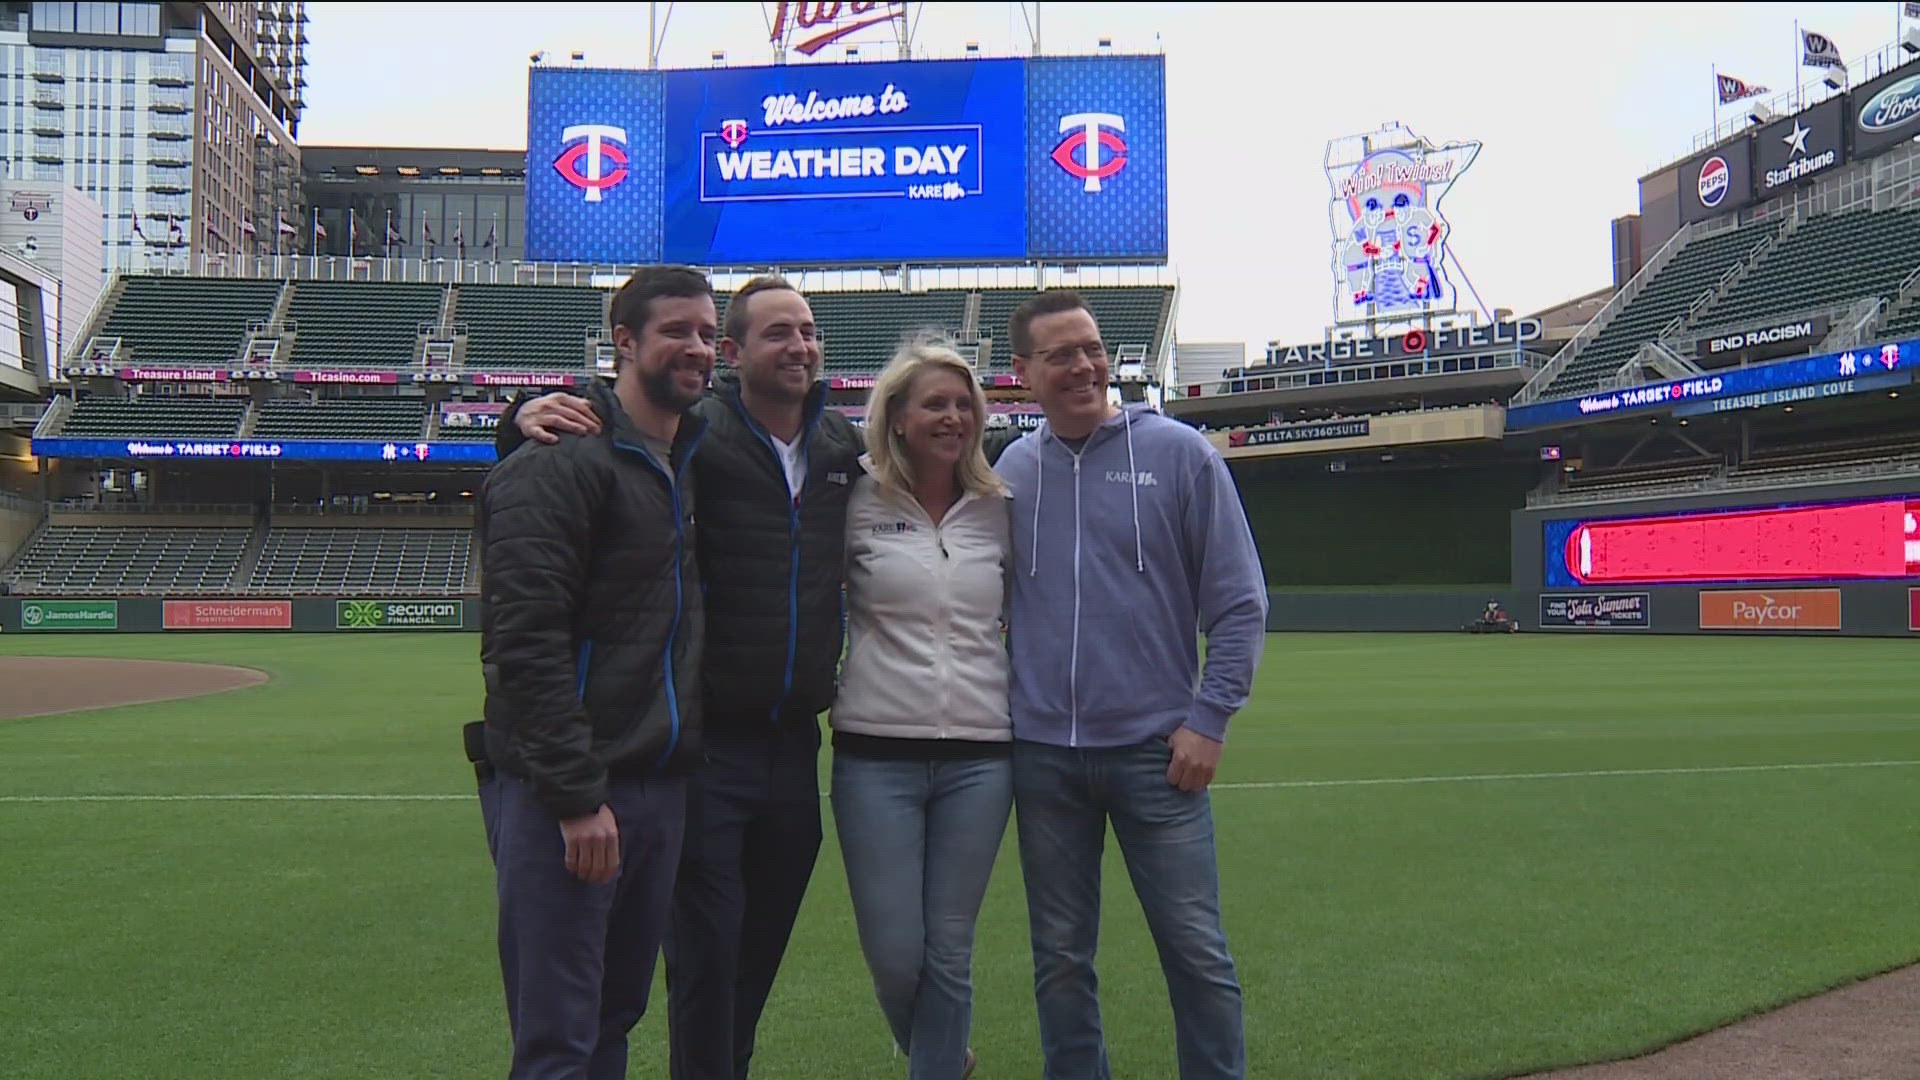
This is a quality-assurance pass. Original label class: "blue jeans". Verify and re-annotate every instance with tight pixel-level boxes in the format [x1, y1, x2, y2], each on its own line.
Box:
[1012, 737, 1244, 1080]
[832, 751, 1014, 1080]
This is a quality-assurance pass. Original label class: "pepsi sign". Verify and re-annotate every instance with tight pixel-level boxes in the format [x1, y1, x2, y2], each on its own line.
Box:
[525, 56, 1168, 266]
[1680, 138, 1754, 223]
[1851, 64, 1920, 157]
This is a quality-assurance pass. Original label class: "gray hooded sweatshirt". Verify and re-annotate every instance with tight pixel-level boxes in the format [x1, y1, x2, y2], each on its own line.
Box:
[996, 403, 1268, 748]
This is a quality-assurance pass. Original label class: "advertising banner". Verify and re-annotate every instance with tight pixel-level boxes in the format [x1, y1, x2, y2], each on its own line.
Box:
[468, 371, 584, 388]
[118, 367, 227, 382]
[18, 599, 118, 631]
[29, 438, 497, 463]
[1227, 419, 1370, 447]
[163, 599, 292, 630]
[1325, 123, 1480, 323]
[1506, 338, 1912, 430]
[336, 599, 466, 630]
[1698, 588, 1842, 631]
[1679, 139, 1755, 223]
[1694, 315, 1829, 367]
[291, 370, 399, 385]
[1755, 96, 1845, 196]
[1851, 61, 1920, 159]
[1026, 55, 1169, 260]
[1538, 592, 1649, 629]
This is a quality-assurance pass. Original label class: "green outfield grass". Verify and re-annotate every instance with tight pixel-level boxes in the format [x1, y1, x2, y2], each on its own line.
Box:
[1, 632, 1917, 1079]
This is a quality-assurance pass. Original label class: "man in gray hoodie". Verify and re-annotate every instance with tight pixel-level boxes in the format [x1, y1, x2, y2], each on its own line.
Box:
[995, 290, 1268, 1080]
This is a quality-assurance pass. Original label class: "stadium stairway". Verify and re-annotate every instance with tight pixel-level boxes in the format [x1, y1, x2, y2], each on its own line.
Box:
[97, 277, 285, 368]
[1531, 221, 1775, 400]
[1692, 207, 1920, 334]
[451, 284, 605, 371]
[286, 282, 443, 368]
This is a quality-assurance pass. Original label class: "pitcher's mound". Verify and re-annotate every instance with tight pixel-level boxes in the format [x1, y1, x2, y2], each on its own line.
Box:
[0, 656, 268, 719]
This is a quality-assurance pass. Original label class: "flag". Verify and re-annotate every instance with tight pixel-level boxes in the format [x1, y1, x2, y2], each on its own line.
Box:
[422, 217, 435, 245]
[1717, 73, 1768, 105]
[240, 216, 257, 238]
[452, 219, 464, 249]
[1801, 29, 1843, 70]
[385, 222, 405, 245]
[167, 214, 183, 245]
[276, 216, 296, 237]
[314, 218, 328, 240]
[131, 216, 146, 241]
[482, 223, 497, 249]
[1907, 2, 1920, 20]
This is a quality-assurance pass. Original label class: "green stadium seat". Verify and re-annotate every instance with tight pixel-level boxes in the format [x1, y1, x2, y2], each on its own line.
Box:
[3, 525, 248, 594]
[254, 399, 428, 441]
[287, 282, 443, 368]
[99, 277, 282, 368]
[58, 396, 246, 439]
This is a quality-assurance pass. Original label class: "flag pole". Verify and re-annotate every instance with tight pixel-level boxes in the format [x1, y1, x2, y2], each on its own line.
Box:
[385, 208, 393, 260]
[1712, 63, 1721, 138]
[1794, 19, 1802, 111]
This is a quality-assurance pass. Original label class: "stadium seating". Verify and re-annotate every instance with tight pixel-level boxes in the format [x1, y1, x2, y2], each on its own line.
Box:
[3, 525, 248, 594]
[287, 282, 443, 368]
[254, 399, 428, 441]
[1539, 222, 1771, 398]
[454, 284, 604, 370]
[58, 396, 246, 439]
[977, 286, 1172, 371]
[1880, 297, 1920, 341]
[97, 277, 283, 368]
[1693, 208, 1920, 331]
[798, 290, 968, 371]
[248, 527, 472, 595]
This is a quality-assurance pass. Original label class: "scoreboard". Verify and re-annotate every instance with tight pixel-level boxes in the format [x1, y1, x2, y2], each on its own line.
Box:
[526, 56, 1168, 266]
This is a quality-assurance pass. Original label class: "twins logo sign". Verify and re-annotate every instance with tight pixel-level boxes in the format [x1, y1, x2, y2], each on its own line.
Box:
[1052, 113, 1128, 193]
[554, 124, 629, 202]
[1325, 123, 1480, 323]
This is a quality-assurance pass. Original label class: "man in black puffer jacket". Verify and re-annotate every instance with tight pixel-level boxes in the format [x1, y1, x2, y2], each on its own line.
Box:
[475, 266, 715, 1078]
[499, 276, 861, 1080]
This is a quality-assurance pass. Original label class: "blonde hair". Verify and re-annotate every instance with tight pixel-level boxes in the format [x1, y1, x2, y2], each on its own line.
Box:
[865, 335, 1007, 499]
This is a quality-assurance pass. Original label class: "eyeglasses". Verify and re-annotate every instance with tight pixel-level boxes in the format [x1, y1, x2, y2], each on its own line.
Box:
[1030, 340, 1108, 367]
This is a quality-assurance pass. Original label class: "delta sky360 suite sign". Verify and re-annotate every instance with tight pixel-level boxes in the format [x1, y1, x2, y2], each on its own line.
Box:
[524, 56, 1168, 265]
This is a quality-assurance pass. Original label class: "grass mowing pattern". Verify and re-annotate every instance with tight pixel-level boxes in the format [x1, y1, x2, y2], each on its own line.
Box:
[1, 633, 1916, 1078]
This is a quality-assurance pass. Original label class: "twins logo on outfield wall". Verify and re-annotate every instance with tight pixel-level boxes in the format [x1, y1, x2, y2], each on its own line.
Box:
[1325, 123, 1480, 323]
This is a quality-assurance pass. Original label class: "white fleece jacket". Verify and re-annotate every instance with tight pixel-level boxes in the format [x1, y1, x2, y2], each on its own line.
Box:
[831, 457, 1013, 742]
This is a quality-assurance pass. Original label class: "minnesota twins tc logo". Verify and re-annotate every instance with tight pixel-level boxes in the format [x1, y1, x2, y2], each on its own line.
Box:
[720, 119, 750, 149]
[553, 124, 629, 203]
[1051, 112, 1127, 193]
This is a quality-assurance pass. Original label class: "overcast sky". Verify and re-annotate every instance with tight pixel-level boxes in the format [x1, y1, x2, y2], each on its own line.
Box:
[301, 2, 1911, 360]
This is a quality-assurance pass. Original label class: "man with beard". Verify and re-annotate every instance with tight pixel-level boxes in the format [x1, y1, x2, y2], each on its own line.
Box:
[473, 265, 716, 1078]
[500, 275, 863, 1079]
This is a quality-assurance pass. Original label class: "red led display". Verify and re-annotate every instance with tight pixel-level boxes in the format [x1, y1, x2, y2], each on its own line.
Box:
[1565, 498, 1920, 586]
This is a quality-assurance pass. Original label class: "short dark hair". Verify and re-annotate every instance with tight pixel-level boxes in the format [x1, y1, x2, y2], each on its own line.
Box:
[724, 274, 800, 343]
[610, 265, 713, 340]
[1008, 289, 1094, 357]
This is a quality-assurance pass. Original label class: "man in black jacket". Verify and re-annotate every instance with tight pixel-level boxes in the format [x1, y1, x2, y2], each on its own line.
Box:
[476, 265, 715, 1079]
[500, 276, 861, 1080]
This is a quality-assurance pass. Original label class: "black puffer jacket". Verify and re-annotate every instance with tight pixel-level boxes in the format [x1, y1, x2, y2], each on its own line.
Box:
[501, 372, 862, 734]
[479, 378, 706, 818]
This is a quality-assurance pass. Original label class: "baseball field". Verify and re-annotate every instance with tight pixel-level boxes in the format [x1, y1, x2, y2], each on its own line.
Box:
[2, 632, 1916, 1079]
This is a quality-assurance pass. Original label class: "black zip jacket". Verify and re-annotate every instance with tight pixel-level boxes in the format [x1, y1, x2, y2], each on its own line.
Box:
[479, 377, 706, 818]
[500, 372, 862, 734]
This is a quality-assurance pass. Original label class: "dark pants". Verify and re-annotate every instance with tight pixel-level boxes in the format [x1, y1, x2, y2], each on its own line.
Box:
[667, 720, 824, 1080]
[481, 772, 687, 1080]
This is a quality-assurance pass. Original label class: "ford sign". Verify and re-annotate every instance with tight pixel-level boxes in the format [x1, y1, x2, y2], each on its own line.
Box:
[1860, 74, 1920, 133]
[1697, 156, 1730, 207]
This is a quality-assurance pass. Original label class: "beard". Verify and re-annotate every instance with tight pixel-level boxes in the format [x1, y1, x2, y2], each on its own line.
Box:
[640, 363, 705, 413]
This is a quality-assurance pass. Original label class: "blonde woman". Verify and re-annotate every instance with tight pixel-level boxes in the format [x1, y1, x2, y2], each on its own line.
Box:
[831, 338, 1012, 1080]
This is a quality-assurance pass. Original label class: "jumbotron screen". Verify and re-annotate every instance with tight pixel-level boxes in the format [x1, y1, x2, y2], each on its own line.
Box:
[1544, 494, 1920, 588]
[525, 56, 1168, 265]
